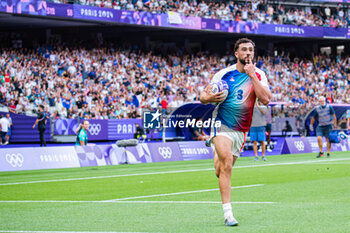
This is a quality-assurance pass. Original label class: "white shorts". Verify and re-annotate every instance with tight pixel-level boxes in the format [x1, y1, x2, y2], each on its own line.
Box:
[210, 124, 246, 157]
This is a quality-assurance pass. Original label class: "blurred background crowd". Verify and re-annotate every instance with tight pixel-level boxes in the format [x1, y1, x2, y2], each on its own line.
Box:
[0, 44, 349, 120]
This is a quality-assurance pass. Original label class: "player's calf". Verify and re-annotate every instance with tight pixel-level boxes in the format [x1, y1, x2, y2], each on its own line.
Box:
[214, 152, 220, 178]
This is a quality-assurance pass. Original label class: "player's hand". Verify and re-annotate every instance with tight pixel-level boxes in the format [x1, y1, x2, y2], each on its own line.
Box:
[201, 84, 227, 103]
[243, 57, 256, 78]
[32, 125, 35, 129]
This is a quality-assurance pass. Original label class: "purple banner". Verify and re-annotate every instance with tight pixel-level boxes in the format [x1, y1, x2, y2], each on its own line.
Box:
[74, 4, 116, 21]
[281, 137, 313, 154]
[241, 137, 285, 157]
[306, 0, 343, 2]
[86, 119, 108, 141]
[75, 141, 209, 165]
[1, 0, 349, 39]
[259, 24, 323, 38]
[54, 119, 142, 141]
[108, 143, 151, 164]
[46, 2, 73, 17]
[0, 0, 47, 15]
[323, 27, 347, 38]
[118, 10, 162, 26]
[108, 119, 142, 140]
[0, 146, 79, 172]
[201, 18, 259, 34]
[0, 141, 214, 171]
[147, 142, 183, 162]
[178, 141, 213, 160]
[281, 136, 350, 154]
[75, 144, 111, 167]
[162, 14, 201, 30]
[54, 119, 79, 135]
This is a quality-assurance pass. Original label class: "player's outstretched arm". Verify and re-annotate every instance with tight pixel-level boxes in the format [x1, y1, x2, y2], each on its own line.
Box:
[200, 84, 226, 105]
[244, 58, 271, 105]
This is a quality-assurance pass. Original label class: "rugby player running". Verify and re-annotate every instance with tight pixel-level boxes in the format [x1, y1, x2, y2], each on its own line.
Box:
[200, 38, 271, 226]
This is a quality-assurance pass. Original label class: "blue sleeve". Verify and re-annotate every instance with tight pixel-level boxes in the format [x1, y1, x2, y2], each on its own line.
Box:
[329, 106, 335, 115]
[311, 109, 318, 119]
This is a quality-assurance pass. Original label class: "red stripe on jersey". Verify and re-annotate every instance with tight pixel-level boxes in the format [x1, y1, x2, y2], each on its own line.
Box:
[255, 72, 261, 81]
[239, 132, 247, 154]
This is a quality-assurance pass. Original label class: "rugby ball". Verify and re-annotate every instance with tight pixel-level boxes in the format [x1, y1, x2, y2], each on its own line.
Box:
[339, 131, 348, 140]
[211, 80, 229, 102]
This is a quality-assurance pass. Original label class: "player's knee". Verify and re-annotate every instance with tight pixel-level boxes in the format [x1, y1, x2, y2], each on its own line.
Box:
[220, 159, 233, 173]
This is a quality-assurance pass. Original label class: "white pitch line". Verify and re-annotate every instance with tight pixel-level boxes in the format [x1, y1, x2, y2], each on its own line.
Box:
[0, 231, 146, 233]
[0, 200, 276, 204]
[0, 168, 212, 186]
[0, 184, 265, 204]
[111, 201, 276, 204]
[1, 158, 350, 186]
[108, 184, 264, 201]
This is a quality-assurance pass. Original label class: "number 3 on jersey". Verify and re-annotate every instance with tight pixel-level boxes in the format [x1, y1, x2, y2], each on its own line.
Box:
[236, 89, 243, 100]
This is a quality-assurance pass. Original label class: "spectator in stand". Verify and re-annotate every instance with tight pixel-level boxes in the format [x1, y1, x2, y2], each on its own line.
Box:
[0, 114, 10, 145]
[1, 41, 350, 122]
[161, 96, 168, 116]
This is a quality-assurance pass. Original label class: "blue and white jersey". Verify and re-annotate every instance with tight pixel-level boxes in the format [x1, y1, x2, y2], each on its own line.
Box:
[211, 64, 269, 132]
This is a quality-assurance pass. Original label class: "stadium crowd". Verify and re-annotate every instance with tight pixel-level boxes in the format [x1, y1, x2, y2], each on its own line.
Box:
[50, 0, 350, 28]
[0, 44, 349, 121]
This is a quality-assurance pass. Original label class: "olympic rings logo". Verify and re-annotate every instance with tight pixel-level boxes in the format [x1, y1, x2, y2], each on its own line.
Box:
[88, 124, 102, 135]
[294, 141, 305, 151]
[158, 147, 172, 159]
[6, 153, 24, 167]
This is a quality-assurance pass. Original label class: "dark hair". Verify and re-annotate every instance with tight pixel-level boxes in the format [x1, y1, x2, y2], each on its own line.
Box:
[234, 38, 255, 52]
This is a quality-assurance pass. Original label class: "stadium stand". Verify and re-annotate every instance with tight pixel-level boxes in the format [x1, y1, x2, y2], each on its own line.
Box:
[1, 46, 349, 120]
[45, 0, 350, 28]
[1, 0, 350, 144]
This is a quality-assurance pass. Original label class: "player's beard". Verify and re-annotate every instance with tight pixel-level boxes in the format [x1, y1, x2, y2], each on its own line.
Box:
[239, 58, 247, 65]
[238, 56, 252, 65]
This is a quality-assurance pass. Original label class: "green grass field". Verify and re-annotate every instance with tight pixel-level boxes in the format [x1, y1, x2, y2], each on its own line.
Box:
[1, 151, 350, 233]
